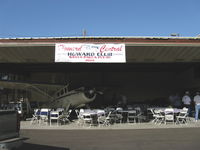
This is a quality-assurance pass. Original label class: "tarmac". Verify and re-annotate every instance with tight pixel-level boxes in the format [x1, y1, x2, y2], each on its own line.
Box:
[19, 123, 200, 150]
[21, 117, 200, 130]
[19, 119, 200, 150]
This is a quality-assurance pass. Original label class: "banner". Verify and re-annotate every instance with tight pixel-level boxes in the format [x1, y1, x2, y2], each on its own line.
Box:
[55, 43, 126, 63]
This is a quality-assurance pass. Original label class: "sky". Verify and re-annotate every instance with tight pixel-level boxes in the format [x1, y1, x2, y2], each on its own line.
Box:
[0, 0, 200, 38]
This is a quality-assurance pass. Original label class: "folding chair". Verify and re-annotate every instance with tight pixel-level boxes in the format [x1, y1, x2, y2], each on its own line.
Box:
[135, 108, 146, 123]
[104, 111, 112, 126]
[50, 111, 60, 126]
[83, 113, 93, 127]
[164, 108, 175, 124]
[127, 110, 137, 123]
[39, 108, 50, 125]
[151, 109, 165, 124]
[58, 110, 71, 124]
[176, 108, 188, 125]
[115, 111, 123, 124]
[30, 109, 40, 124]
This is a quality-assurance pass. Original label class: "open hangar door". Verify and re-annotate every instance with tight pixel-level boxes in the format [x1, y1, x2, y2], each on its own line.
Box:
[1, 42, 200, 108]
[1, 62, 199, 108]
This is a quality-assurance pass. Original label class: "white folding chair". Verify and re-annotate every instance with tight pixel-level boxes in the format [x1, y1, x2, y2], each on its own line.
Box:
[97, 111, 112, 126]
[30, 109, 40, 124]
[30, 114, 39, 124]
[176, 108, 188, 125]
[115, 111, 123, 124]
[58, 109, 71, 124]
[104, 111, 112, 126]
[164, 108, 175, 124]
[76, 113, 85, 126]
[50, 111, 60, 126]
[135, 108, 146, 123]
[127, 110, 137, 123]
[39, 108, 50, 125]
[83, 113, 93, 127]
[151, 109, 165, 124]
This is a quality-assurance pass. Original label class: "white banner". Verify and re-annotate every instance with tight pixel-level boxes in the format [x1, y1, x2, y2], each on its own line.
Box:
[55, 43, 126, 63]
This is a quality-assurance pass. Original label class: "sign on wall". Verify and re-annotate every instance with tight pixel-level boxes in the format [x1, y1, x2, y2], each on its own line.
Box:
[55, 43, 126, 63]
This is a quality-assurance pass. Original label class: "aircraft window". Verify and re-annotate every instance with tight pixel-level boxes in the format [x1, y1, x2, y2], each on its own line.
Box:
[61, 90, 64, 95]
[57, 93, 60, 97]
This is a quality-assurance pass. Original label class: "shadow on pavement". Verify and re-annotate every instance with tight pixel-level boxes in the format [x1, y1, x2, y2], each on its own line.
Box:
[18, 143, 70, 150]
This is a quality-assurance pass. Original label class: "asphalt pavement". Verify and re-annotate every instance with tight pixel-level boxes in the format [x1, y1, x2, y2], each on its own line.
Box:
[19, 128, 200, 150]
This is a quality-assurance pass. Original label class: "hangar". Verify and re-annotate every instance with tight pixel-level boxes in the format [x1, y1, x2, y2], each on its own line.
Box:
[0, 36, 200, 108]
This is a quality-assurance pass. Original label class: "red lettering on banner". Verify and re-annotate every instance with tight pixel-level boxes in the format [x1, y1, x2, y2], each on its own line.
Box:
[98, 56, 105, 59]
[86, 59, 94, 62]
[75, 46, 82, 51]
[59, 45, 82, 51]
[100, 45, 122, 53]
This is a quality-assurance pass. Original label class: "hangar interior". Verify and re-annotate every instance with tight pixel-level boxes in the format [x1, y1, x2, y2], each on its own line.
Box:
[0, 63, 200, 107]
[1, 40, 200, 108]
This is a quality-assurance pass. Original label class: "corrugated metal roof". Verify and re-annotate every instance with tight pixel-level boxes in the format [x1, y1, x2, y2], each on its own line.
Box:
[0, 45, 200, 63]
[0, 36, 200, 63]
[0, 36, 200, 40]
[0, 36, 200, 47]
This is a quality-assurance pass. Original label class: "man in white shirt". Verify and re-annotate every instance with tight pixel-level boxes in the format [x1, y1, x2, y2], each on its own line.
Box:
[182, 91, 192, 116]
[194, 92, 200, 121]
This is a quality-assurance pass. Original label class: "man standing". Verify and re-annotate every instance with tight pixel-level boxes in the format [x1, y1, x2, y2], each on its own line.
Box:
[194, 92, 200, 122]
[182, 91, 192, 116]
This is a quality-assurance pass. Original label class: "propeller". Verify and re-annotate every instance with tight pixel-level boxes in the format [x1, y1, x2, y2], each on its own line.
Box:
[75, 87, 103, 94]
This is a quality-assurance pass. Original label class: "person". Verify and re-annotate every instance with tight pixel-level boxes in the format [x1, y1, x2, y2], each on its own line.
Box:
[121, 95, 127, 109]
[169, 93, 182, 108]
[182, 91, 192, 116]
[194, 92, 200, 121]
[174, 93, 182, 108]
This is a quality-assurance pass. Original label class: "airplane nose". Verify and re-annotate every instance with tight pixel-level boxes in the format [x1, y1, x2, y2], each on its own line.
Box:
[84, 89, 96, 99]
[89, 90, 94, 94]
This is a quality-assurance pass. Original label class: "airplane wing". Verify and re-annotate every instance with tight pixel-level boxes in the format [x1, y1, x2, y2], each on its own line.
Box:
[0, 80, 64, 99]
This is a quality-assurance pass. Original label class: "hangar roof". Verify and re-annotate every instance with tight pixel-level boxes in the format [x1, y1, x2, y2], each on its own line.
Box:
[0, 36, 200, 63]
[1, 36, 200, 45]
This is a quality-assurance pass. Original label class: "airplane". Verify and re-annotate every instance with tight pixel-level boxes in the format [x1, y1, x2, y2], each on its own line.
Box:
[50, 85, 98, 110]
[0, 79, 100, 112]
